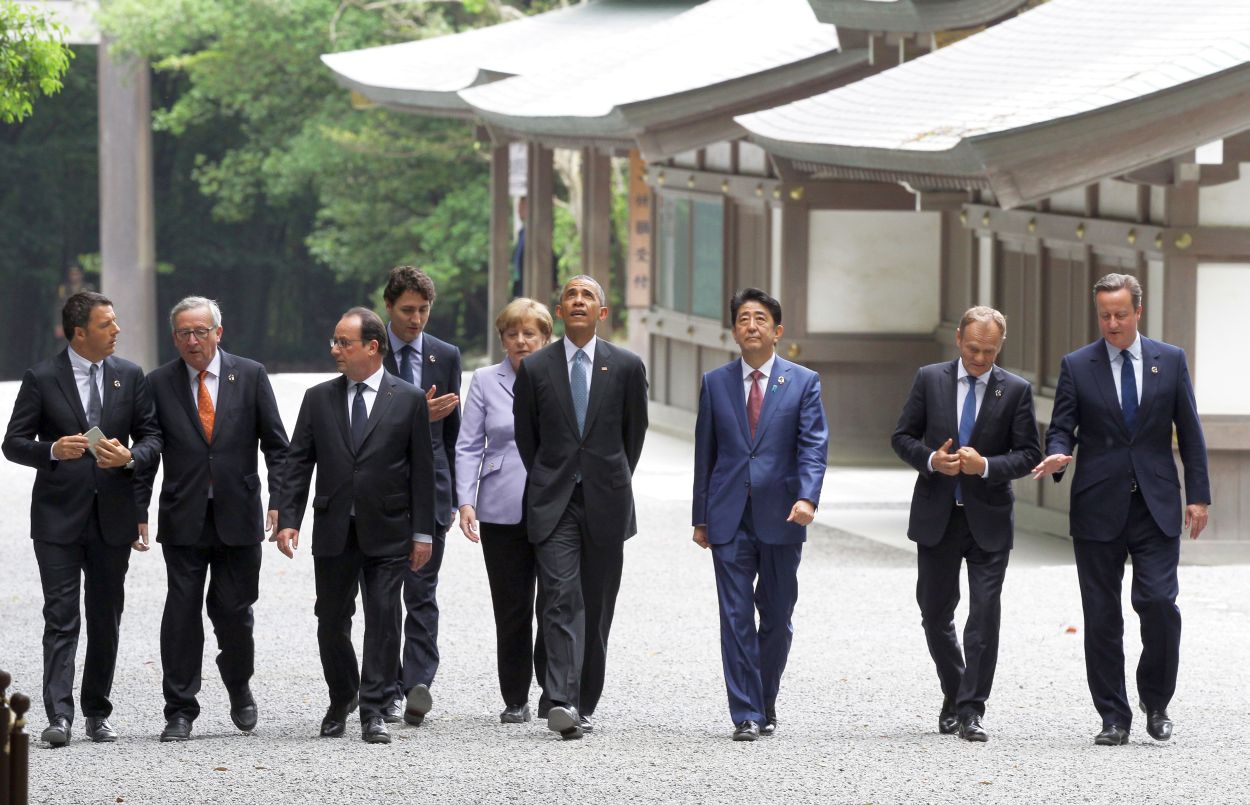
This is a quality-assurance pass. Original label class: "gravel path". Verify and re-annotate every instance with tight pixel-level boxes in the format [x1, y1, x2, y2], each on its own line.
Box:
[2, 376, 1248, 805]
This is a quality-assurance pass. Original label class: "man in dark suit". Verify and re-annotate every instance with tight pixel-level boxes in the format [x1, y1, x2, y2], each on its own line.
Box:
[1033, 273, 1209, 746]
[691, 288, 828, 742]
[274, 307, 436, 744]
[137, 296, 289, 742]
[3, 291, 161, 746]
[891, 306, 1040, 743]
[372, 265, 461, 726]
[513, 275, 648, 739]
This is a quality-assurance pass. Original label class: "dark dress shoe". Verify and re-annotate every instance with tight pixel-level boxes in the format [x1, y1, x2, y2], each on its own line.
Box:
[760, 705, 778, 736]
[405, 683, 432, 726]
[382, 697, 404, 724]
[361, 716, 391, 744]
[547, 705, 584, 740]
[320, 703, 350, 738]
[1141, 702, 1172, 741]
[958, 714, 988, 742]
[160, 717, 192, 742]
[1094, 725, 1130, 746]
[939, 698, 959, 735]
[537, 694, 552, 719]
[579, 714, 594, 733]
[500, 703, 531, 724]
[41, 717, 71, 747]
[733, 720, 760, 742]
[85, 717, 118, 743]
[229, 687, 258, 732]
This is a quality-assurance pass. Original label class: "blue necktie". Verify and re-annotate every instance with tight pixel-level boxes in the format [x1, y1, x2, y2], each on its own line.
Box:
[1120, 349, 1137, 432]
[571, 349, 589, 436]
[399, 345, 415, 385]
[87, 363, 103, 429]
[351, 382, 368, 451]
[955, 375, 977, 504]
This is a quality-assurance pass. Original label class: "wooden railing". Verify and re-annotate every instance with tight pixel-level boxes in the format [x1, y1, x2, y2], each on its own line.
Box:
[1, 670, 30, 805]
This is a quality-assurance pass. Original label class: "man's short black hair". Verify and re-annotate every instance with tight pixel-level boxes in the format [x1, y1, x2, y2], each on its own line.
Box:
[62, 291, 112, 343]
[345, 306, 389, 357]
[729, 287, 782, 326]
[383, 265, 436, 306]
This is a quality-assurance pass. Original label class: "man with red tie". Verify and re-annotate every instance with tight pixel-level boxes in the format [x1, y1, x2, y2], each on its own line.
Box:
[691, 288, 828, 741]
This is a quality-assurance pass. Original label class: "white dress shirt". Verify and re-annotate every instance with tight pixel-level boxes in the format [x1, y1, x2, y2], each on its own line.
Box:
[1106, 334, 1144, 405]
[741, 354, 775, 403]
[52, 347, 106, 460]
[388, 328, 424, 389]
[564, 335, 598, 392]
[185, 350, 221, 410]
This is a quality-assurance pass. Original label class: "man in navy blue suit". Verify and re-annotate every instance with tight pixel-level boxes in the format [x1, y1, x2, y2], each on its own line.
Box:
[1033, 273, 1210, 746]
[892, 306, 1040, 743]
[692, 288, 828, 742]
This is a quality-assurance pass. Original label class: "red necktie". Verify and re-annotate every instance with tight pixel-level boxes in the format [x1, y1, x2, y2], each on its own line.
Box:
[197, 370, 215, 442]
[747, 369, 764, 437]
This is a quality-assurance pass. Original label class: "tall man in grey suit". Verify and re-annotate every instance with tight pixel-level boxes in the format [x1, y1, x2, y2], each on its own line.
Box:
[1033, 273, 1209, 746]
[274, 307, 436, 744]
[513, 275, 649, 739]
[3, 291, 161, 746]
[892, 306, 1040, 742]
[138, 296, 289, 742]
[374, 265, 461, 726]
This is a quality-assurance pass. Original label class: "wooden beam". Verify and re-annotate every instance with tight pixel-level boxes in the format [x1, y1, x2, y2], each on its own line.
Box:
[580, 148, 613, 339]
[525, 143, 555, 309]
[487, 143, 511, 363]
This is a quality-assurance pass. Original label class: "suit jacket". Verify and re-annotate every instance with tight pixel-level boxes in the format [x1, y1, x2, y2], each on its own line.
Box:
[383, 332, 461, 530]
[3, 349, 161, 546]
[137, 350, 289, 546]
[891, 360, 1041, 552]
[513, 338, 648, 545]
[276, 371, 436, 558]
[1046, 337, 1209, 541]
[454, 360, 525, 525]
[692, 356, 828, 546]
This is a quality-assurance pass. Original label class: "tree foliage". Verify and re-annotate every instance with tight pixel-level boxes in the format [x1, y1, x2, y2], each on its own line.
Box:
[0, 0, 73, 124]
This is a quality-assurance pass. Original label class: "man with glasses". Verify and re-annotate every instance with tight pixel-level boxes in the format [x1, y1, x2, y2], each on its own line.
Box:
[137, 296, 289, 742]
[274, 307, 435, 744]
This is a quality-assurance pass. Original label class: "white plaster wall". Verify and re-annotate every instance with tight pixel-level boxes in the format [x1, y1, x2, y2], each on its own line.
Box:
[1198, 165, 1250, 227]
[1195, 263, 1250, 414]
[1098, 179, 1140, 221]
[978, 235, 994, 306]
[1150, 186, 1167, 224]
[1047, 186, 1087, 215]
[738, 142, 770, 176]
[1146, 258, 1164, 340]
[703, 142, 732, 173]
[807, 211, 941, 333]
[770, 205, 783, 303]
[671, 149, 699, 169]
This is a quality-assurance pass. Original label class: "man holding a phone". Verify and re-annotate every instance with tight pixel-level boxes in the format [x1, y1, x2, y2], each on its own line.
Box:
[3, 291, 162, 746]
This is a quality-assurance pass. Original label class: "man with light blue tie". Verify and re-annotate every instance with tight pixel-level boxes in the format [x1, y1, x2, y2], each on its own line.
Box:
[692, 288, 829, 742]
[892, 306, 1040, 743]
[1033, 273, 1210, 746]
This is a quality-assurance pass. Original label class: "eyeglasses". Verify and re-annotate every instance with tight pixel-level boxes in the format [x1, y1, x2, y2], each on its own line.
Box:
[174, 327, 214, 341]
[329, 337, 366, 350]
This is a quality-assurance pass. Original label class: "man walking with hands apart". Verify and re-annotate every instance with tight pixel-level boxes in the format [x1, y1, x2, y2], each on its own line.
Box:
[1033, 273, 1209, 746]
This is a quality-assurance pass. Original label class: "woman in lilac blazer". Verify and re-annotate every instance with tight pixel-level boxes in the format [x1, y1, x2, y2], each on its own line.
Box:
[455, 298, 553, 724]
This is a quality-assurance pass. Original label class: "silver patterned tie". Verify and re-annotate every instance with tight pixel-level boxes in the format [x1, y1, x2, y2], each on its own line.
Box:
[571, 349, 589, 435]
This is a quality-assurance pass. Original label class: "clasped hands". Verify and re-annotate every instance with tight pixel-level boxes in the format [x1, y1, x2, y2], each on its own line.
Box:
[932, 437, 986, 477]
[53, 433, 131, 468]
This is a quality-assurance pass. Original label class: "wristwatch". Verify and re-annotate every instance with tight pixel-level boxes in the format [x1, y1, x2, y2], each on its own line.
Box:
[124, 459, 135, 471]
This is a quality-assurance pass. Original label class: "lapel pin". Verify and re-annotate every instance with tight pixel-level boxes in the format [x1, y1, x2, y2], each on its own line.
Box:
[995, 388, 1003, 398]
[227, 373, 236, 383]
[1151, 366, 1159, 374]
[777, 376, 786, 385]
[428, 354, 436, 363]
[112, 379, 121, 388]
[600, 366, 608, 372]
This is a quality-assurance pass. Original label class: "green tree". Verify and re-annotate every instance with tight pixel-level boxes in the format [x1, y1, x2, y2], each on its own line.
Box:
[0, 0, 73, 124]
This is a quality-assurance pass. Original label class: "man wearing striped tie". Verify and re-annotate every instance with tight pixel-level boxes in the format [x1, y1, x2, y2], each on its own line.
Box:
[892, 306, 1040, 743]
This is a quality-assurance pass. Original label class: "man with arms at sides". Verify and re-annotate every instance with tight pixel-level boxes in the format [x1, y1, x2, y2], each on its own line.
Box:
[137, 296, 289, 742]
[273, 307, 436, 744]
[691, 288, 828, 742]
[3, 291, 161, 746]
[1033, 273, 1209, 746]
[891, 306, 1040, 743]
[513, 275, 649, 739]
[373, 265, 461, 727]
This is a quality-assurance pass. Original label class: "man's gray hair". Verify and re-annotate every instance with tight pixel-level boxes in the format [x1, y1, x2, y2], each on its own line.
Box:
[169, 296, 223, 330]
[1092, 272, 1143, 309]
[562, 274, 606, 307]
[958, 305, 1007, 338]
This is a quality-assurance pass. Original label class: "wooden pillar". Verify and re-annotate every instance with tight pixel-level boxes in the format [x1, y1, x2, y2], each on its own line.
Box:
[580, 147, 613, 339]
[487, 143, 512, 363]
[525, 143, 555, 309]
[98, 40, 158, 370]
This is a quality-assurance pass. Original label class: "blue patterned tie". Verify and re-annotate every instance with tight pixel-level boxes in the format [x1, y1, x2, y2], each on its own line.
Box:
[87, 363, 102, 429]
[399, 345, 415, 385]
[571, 349, 589, 436]
[1120, 349, 1137, 432]
[351, 382, 368, 451]
[955, 375, 977, 504]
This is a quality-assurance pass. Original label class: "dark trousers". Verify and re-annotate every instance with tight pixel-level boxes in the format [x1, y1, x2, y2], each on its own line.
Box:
[314, 522, 406, 722]
[480, 520, 547, 707]
[160, 503, 262, 721]
[1073, 490, 1181, 730]
[534, 486, 623, 715]
[915, 507, 1010, 717]
[397, 527, 448, 696]
[32, 502, 131, 724]
[710, 502, 802, 725]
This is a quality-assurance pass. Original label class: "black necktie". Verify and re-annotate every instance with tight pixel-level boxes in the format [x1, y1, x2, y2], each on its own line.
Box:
[399, 345, 415, 385]
[351, 382, 368, 450]
[1120, 349, 1137, 432]
[87, 363, 103, 429]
